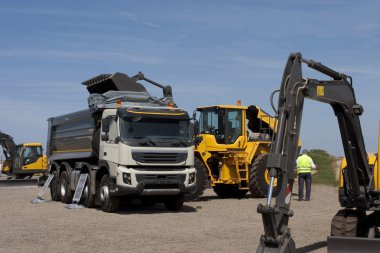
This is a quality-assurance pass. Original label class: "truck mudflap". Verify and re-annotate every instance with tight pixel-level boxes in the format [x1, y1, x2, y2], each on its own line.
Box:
[0, 178, 38, 187]
[327, 236, 380, 253]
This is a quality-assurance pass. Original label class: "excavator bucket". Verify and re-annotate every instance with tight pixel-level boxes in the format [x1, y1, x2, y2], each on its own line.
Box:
[327, 236, 380, 253]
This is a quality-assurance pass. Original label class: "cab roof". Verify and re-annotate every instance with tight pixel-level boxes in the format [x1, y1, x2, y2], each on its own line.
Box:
[197, 105, 248, 110]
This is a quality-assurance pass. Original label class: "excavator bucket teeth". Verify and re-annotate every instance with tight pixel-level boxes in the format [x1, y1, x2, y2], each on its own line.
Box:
[327, 236, 380, 253]
[0, 179, 38, 187]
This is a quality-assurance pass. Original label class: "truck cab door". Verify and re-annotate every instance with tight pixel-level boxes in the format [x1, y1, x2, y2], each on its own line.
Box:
[100, 116, 119, 165]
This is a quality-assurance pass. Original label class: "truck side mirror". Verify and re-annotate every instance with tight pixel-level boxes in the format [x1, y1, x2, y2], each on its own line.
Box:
[194, 120, 200, 135]
[101, 133, 109, 141]
[194, 135, 203, 148]
[102, 118, 110, 133]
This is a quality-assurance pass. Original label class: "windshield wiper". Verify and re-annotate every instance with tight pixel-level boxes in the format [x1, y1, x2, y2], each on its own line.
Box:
[132, 136, 157, 146]
[170, 140, 187, 147]
[136, 137, 156, 146]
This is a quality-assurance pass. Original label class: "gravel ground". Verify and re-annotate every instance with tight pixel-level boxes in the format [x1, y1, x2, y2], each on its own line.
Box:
[0, 184, 340, 253]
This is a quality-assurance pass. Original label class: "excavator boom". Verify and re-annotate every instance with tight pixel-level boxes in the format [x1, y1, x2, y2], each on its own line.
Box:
[257, 53, 379, 253]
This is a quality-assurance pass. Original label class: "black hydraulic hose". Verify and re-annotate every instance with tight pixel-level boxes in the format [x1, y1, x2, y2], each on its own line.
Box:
[270, 89, 280, 115]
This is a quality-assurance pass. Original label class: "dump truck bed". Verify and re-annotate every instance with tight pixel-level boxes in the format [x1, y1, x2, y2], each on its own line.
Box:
[47, 109, 96, 161]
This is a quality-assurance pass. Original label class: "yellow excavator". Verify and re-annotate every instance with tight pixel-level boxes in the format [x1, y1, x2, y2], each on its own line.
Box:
[188, 103, 281, 199]
[256, 52, 380, 253]
[0, 131, 48, 181]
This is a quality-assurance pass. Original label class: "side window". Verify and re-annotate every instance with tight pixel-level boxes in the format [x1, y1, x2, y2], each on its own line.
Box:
[108, 117, 118, 142]
[227, 110, 242, 144]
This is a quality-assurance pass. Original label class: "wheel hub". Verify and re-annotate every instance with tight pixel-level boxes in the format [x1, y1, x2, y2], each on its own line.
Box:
[100, 185, 109, 202]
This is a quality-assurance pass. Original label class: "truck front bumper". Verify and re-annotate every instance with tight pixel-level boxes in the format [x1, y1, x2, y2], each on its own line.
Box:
[109, 167, 196, 196]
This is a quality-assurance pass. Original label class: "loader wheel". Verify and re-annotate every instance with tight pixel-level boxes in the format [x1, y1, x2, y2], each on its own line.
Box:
[185, 157, 208, 201]
[99, 174, 120, 213]
[59, 171, 73, 204]
[213, 184, 247, 198]
[164, 194, 184, 211]
[249, 154, 278, 198]
[82, 173, 95, 208]
[50, 170, 60, 201]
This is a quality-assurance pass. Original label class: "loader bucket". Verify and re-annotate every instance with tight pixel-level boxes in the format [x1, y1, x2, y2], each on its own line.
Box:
[327, 236, 380, 253]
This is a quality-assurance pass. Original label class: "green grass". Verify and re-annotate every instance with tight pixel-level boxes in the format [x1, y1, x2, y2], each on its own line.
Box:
[308, 149, 338, 187]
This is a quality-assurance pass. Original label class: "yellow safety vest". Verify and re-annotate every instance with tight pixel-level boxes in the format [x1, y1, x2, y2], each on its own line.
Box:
[297, 155, 312, 174]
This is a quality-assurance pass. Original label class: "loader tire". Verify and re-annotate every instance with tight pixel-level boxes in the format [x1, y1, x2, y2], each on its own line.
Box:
[249, 154, 278, 198]
[185, 157, 208, 201]
[50, 170, 60, 201]
[213, 184, 247, 198]
[59, 171, 73, 204]
[99, 174, 120, 213]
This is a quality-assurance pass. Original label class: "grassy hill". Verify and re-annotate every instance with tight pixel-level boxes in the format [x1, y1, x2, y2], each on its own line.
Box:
[308, 149, 338, 186]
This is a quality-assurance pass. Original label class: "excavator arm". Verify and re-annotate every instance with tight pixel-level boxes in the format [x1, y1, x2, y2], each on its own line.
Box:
[256, 52, 373, 253]
[0, 131, 16, 167]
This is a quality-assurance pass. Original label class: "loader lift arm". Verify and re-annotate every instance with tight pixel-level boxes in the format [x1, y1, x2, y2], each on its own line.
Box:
[256, 52, 373, 253]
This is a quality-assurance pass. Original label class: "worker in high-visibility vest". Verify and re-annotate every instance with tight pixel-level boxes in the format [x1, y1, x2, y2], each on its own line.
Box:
[296, 149, 316, 201]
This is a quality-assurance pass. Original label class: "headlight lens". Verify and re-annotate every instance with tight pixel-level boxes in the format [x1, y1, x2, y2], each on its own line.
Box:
[122, 173, 132, 185]
[189, 172, 196, 184]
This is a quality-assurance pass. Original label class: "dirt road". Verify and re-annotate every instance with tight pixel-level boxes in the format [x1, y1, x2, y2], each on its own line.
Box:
[0, 184, 339, 253]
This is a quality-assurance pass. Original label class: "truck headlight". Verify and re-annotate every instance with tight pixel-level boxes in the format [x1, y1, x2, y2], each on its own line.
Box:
[122, 173, 132, 185]
[189, 172, 196, 184]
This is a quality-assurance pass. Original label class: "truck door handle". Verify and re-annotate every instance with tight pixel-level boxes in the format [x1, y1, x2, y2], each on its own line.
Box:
[104, 152, 107, 156]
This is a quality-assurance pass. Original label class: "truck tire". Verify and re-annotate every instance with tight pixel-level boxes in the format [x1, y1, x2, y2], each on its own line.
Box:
[164, 194, 184, 211]
[249, 154, 278, 198]
[331, 209, 368, 237]
[99, 174, 120, 212]
[213, 184, 247, 198]
[82, 173, 95, 208]
[185, 157, 208, 201]
[59, 171, 73, 204]
[50, 170, 60, 201]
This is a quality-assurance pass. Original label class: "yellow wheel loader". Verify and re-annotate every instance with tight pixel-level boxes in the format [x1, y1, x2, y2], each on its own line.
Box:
[188, 103, 281, 199]
[0, 131, 48, 183]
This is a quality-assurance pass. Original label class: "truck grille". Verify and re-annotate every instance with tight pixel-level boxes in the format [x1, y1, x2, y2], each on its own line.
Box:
[132, 152, 187, 164]
[136, 174, 186, 183]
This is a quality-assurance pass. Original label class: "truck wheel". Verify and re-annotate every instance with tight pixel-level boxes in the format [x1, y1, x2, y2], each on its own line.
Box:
[164, 194, 184, 211]
[50, 170, 60, 201]
[59, 171, 73, 204]
[82, 173, 95, 208]
[213, 184, 247, 198]
[99, 174, 120, 212]
[331, 209, 368, 237]
[249, 154, 278, 198]
[185, 157, 208, 201]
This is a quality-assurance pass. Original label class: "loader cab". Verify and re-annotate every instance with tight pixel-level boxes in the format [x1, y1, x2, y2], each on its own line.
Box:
[197, 105, 246, 146]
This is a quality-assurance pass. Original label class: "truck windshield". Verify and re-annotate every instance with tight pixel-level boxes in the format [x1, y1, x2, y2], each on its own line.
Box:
[120, 117, 192, 147]
[199, 108, 242, 144]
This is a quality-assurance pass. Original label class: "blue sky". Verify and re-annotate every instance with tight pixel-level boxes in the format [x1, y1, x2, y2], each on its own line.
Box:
[0, 0, 379, 156]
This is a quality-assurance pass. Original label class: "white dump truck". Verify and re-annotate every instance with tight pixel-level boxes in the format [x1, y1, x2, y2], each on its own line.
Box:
[47, 72, 196, 212]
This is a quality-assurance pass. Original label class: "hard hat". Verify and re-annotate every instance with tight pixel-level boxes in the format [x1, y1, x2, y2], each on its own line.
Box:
[302, 149, 308, 154]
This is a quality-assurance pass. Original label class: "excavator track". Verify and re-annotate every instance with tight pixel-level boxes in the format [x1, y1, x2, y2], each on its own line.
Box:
[0, 178, 38, 187]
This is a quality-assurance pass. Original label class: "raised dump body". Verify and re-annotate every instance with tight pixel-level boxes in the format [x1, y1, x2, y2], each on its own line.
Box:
[48, 72, 195, 212]
[47, 110, 95, 161]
